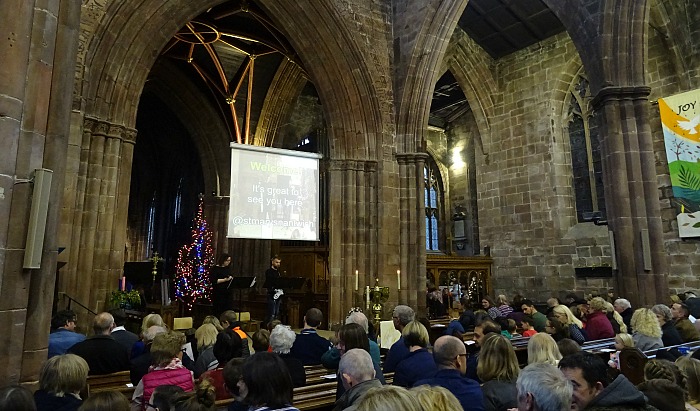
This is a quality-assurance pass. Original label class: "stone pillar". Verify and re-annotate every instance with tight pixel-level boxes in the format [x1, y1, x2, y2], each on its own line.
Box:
[58, 117, 136, 318]
[327, 159, 378, 327]
[0, 0, 80, 385]
[396, 153, 428, 314]
[592, 86, 669, 306]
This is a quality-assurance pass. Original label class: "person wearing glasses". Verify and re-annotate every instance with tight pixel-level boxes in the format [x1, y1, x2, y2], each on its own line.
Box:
[414, 335, 484, 411]
[48, 309, 85, 358]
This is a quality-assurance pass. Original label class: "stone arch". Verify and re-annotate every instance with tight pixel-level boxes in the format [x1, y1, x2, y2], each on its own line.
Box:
[444, 29, 500, 159]
[648, 0, 692, 90]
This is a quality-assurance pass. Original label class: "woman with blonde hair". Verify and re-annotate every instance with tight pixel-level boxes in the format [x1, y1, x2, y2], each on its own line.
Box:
[411, 385, 464, 411]
[604, 301, 627, 334]
[34, 354, 89, 411]
[552, 305, 586, 344]
[193, 323, 219, 378]
[676, 356, 700, 407]
[356, 385, 422, 411]
[477, 333, 519, 411]
[201, 315, 224, 332]
[132, 313, 167, 358]
[394, 321, 437, 387]
[586, 297, 614, 340]
[527, 333, 562, 366]
[630, 308, 663, 351]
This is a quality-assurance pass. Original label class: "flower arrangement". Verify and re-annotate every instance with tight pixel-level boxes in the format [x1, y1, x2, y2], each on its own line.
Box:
[110, 290, 142, 309]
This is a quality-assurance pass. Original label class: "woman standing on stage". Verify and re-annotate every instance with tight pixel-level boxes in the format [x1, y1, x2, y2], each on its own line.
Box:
[211, 253, 233, 316]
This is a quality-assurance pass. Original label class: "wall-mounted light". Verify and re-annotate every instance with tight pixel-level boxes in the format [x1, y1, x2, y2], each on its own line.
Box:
[451, 147, 465, 169]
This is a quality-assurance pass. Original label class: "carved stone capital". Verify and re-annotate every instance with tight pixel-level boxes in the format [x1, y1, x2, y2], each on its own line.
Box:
[591, 85, 651, 109]
[395, 152, 429, 165]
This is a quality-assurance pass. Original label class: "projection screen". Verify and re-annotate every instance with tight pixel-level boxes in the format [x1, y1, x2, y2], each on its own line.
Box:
[227, 143, 322, 241]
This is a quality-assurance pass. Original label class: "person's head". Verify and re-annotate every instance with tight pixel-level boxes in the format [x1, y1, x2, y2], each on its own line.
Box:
[521, 316, 534, 330]
[433, 335, 467, 374]
[217, 253, 232, 267]
[195, 324, 218, 351]
[266, 319, 282, 332]
[613, 298, 631, 314]
[52, 309, 77, 331]
[521, 300, 537, 316]
[355, 385, 422, 411]
[151, 331, 186, 367]
[552, 305, 582, 328]
[497, 294, 509, 306]
[78, 391, 129, 411]
[93, 312, 116, 335]
[270, 256, 281, 269]
[546, 298, 560, 308]
[0, 385, 36, 411]
[144, 325, 168, 344]
[213, 328, 243, 365]
[558, 352, 610, 411]
[392, 305, 415, 331]
[614, 333, 634, 350]
[219, 310, 239, 329]
[644, 359, 684, 387]
[474, 319, 501, 346]
[337, 323, 369, 355]
[242, 352, 293, 408]
[251, 329, 270, 353]
[39, 354, 89, 396]
[528, 333, 562, 366]
[482, 295, 495, 309]
[637, 379, 686, 411]
[516, 363, 572, 411]
[151, 385, 185, 411]
[672, 303, 690, 320]
[171, 378, 216, 411]
[108, 308, 128, 327]
[339, 348, 375, 390]
[402, 321, 429, 349]
[304, 308, 323, 328]
[556, 339, 581, 358]
[345, 311, 369, 334]
[142, 313, 165, 334]
[651, 304, 672, 326]
[269, 324, 296, 354]
[676, 356, 700, 402]
[222, 358, 246, 400]
[588, 297, 606, 313]
[478, 333, 520, 382]
[631, 308, 662, 338]
[202, 315, 224, 332]
[410, 385, 462, 411]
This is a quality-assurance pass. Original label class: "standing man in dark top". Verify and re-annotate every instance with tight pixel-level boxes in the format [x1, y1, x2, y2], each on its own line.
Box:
[265, 255, 282, 323]
[211, 253, 234, 317]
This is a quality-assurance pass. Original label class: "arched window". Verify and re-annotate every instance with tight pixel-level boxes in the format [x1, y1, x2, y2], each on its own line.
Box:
[424, 160, 444, 251]
[566, 73, 606, 222]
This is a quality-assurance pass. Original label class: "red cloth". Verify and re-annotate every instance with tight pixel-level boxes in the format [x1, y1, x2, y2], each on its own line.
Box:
[585, 311, 614, 340]
[522, 329, 537, 337]
[199, 368, 232, 401]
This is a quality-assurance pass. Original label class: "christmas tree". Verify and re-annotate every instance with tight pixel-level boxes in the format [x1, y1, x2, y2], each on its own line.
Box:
[175, 197, 214, 311]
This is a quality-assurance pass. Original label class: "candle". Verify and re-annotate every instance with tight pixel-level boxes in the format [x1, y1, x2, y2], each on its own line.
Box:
[397, 269, 401, 290]
[355, 270, 359, 290]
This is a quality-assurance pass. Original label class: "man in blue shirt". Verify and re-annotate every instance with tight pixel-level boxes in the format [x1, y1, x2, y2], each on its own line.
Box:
[414, 335, 484, 411]
[48, 309, 85, 358]
[289, 308, 332, 365]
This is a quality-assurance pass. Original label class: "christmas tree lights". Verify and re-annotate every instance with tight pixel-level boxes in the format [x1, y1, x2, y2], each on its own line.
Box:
[175, 198, 214, 311]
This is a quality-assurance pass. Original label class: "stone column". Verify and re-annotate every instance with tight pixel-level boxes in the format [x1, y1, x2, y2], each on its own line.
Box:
[396, 153, 428, 313]
[327, 159, 378, 327]
[58, 117, 136, 318]
[592, 86, 669, 306]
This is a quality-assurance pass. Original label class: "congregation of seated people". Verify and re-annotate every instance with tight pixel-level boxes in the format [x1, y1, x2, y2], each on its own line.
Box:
[7, 290, 700, 411]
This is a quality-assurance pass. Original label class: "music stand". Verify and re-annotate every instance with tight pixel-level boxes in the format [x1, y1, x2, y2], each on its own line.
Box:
[229, 276, 256, 311]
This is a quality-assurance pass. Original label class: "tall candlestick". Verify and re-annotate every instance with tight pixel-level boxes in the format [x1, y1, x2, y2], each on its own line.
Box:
[397, 269, 401, 290]
[355, 270, 359, 290]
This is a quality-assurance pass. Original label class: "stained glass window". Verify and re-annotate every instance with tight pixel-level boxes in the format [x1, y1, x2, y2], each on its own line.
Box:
[424, 160, 443, 251]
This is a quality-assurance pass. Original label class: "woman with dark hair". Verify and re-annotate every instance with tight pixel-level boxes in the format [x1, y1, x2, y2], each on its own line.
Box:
[240, 352, 299, 411]
[211, 253, 233, 316]
[199, 328, 244, 401]
[482, 296, 502, 320]
[0, 385, 36, 411]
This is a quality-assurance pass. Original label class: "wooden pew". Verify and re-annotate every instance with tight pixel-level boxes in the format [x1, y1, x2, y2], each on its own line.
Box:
[619, 341, 700, 385]
[84, 370, 134, 398]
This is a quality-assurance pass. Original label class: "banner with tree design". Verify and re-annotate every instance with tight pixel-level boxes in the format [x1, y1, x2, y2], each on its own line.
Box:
[660, 89, 700, 237]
